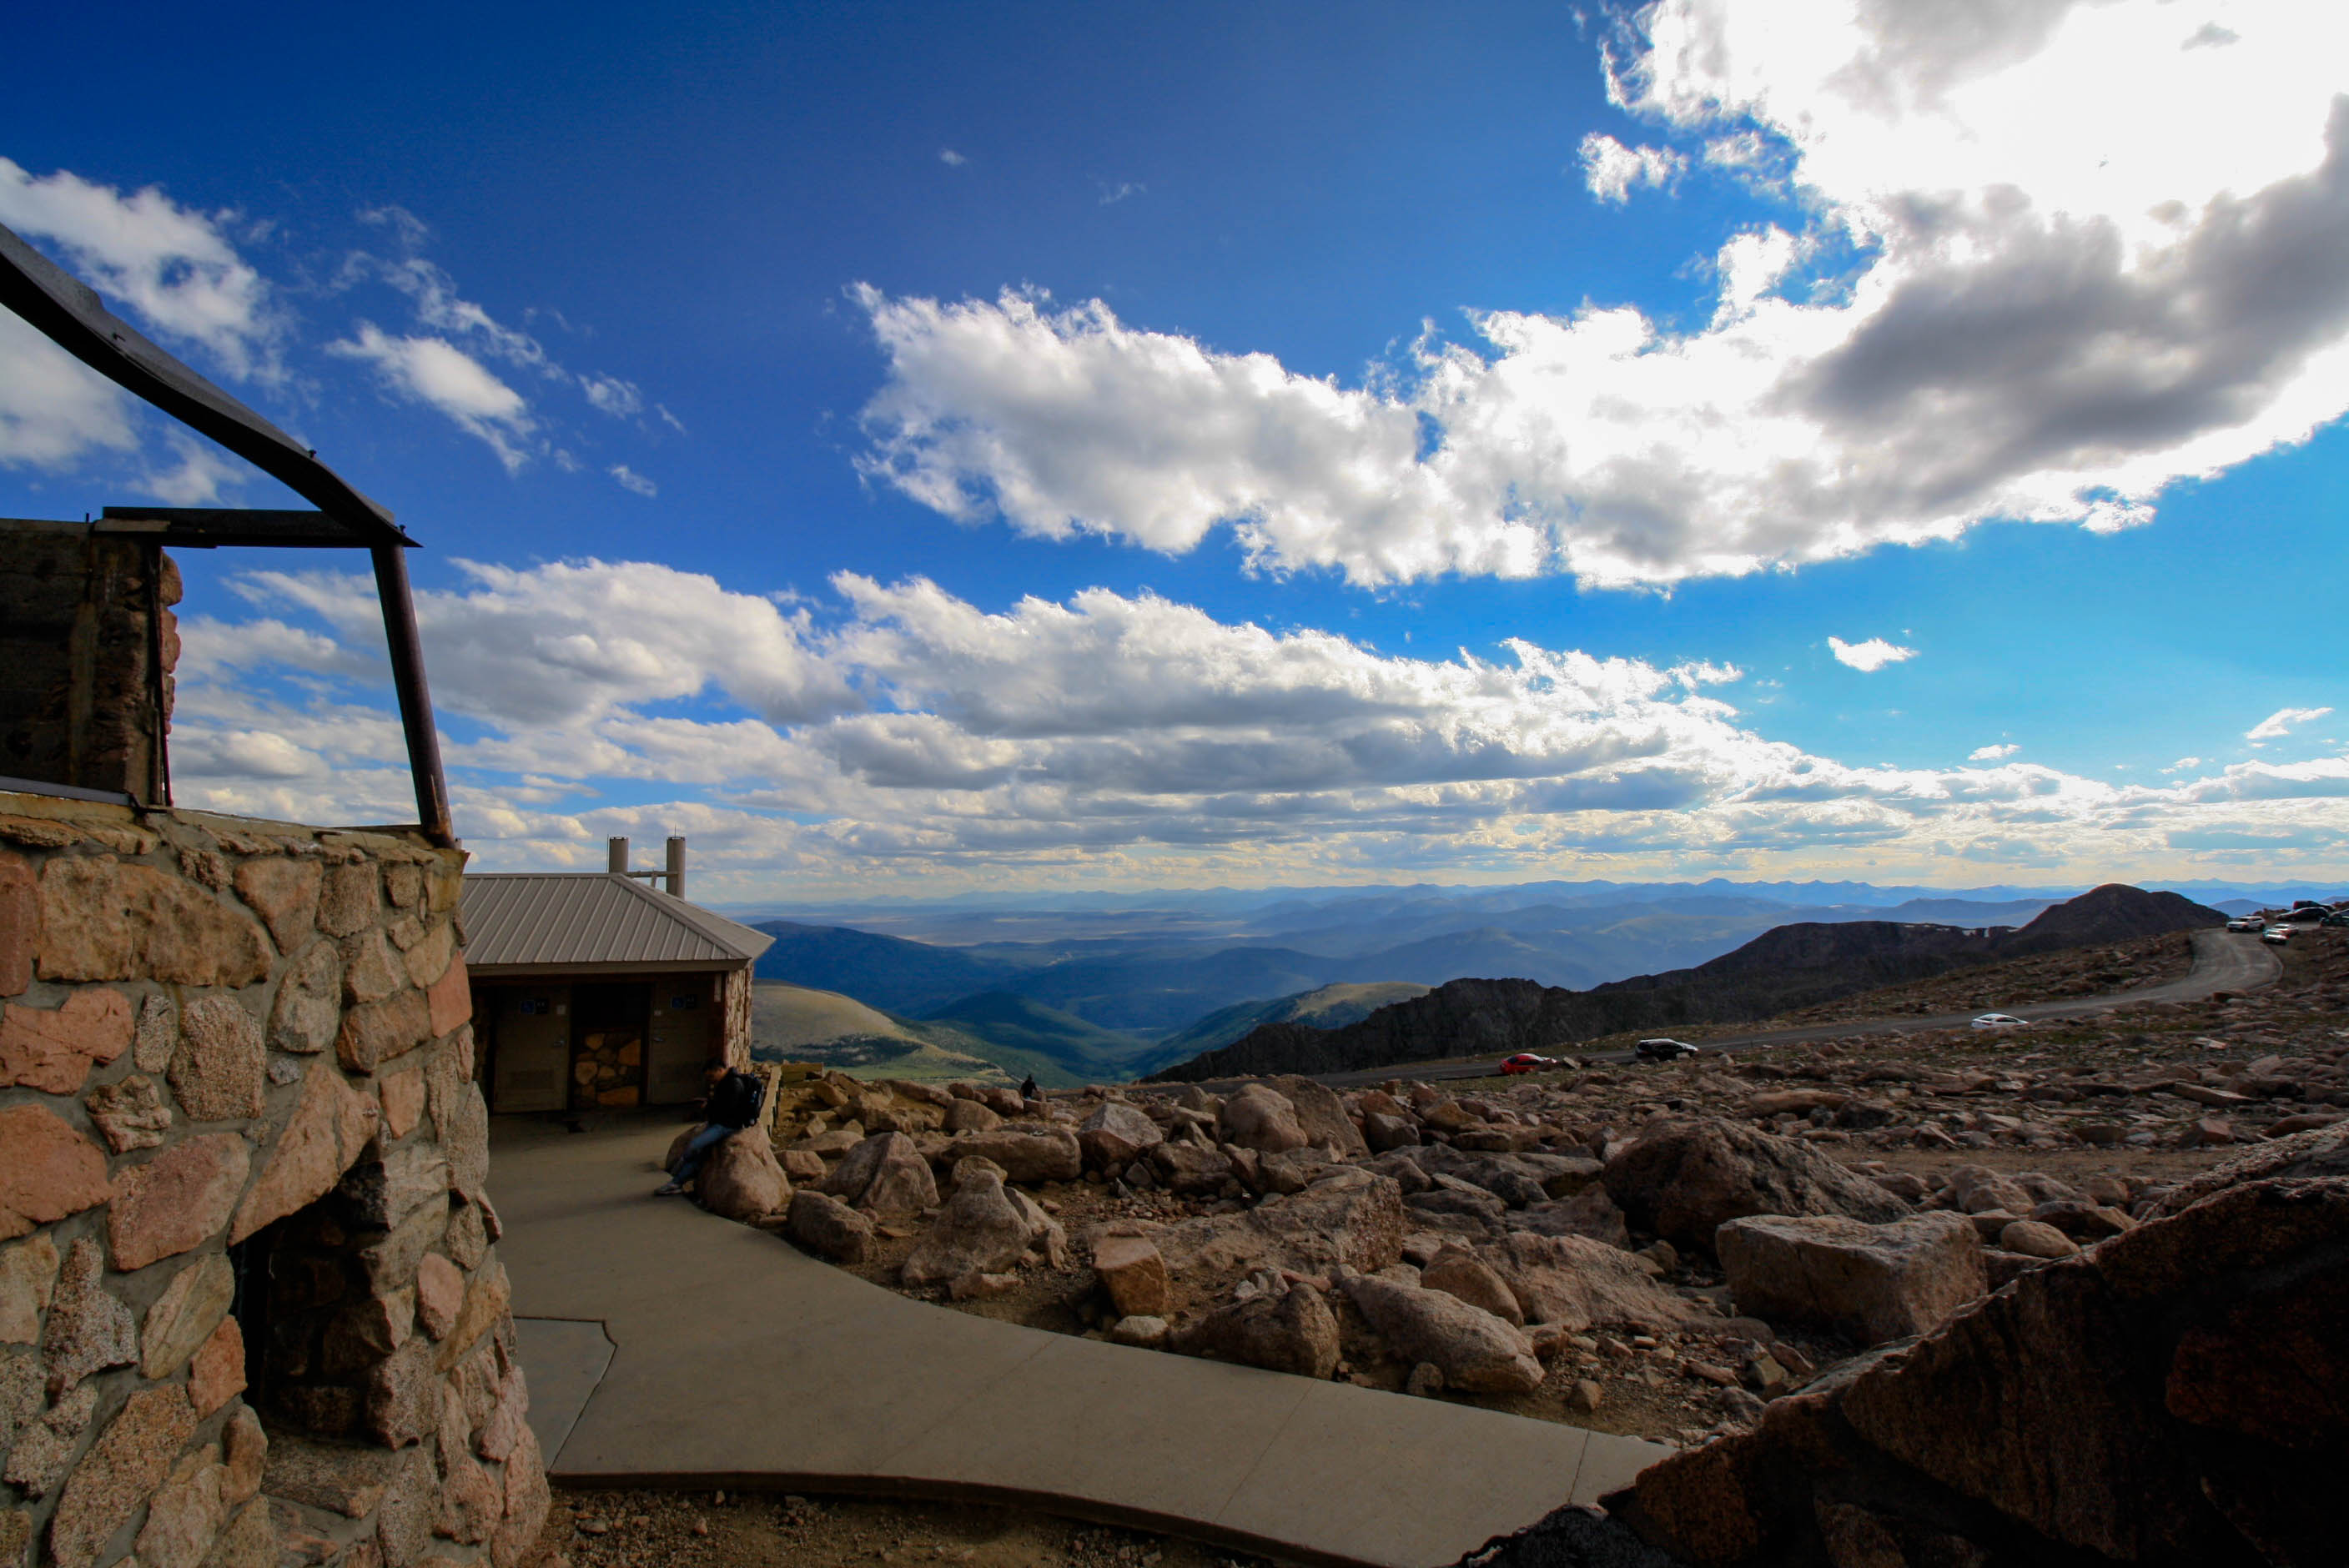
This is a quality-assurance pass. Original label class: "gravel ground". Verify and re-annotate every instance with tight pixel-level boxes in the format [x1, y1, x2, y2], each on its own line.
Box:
[530, 1485, 1276, 1568]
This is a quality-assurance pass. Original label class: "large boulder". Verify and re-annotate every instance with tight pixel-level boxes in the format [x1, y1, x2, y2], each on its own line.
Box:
[1602, 1118, 1910, 1254]
[1716, 1212, 1987, 1344]
[1078, 1101, 1164, 1169]
[901, 1168, 1064, 1288]
[1513, 1186, 1631, 1249]
[1091, 1235, 1170, 1318]
[2152, 1121, 2349, 1214]
[820, 1132, 938, 1221]
[946, 1128, 1082, 1184]
[1607, 1177, 2349, 1567]
[1216, 1083, 1308, 1153]
[785, 1190, 874, 1263]
[1146, 1141, 1235, 1195]
[1154, 1168, 1404, 1296]
[1272, 1076, 1371, 1158]
[1341, 1272, 1543, 1393]
[1473, 1232, 1698, 1334]
[1174, 1279, 1340, 1380]
[1421, 1245, 1523, 1326]
[696, 1130, 790, 1221]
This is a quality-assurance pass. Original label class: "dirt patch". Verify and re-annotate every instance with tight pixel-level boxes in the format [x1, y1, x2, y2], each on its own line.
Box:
[529, 1485, 1275, 1568]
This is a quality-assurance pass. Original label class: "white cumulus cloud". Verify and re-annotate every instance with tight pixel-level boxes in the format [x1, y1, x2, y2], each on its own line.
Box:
[1969, 743, 2018, 761]
[2247, 705, 2334, 741]
[1829, 636, 1917, 673]
[1578, 133, 1687, 202]
[609, 464, 657, 496]
[854, 2, 2349, 589]
[328, 324, 535, 470]
[158, 556, 2349, 888]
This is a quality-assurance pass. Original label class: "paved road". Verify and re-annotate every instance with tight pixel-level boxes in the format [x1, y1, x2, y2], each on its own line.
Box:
[1253, 929, 2281, 1091]
[493, 1117, 1667, 1568]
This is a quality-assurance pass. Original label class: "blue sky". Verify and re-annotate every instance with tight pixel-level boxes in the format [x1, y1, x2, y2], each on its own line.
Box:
[3, 0, 2346, 898]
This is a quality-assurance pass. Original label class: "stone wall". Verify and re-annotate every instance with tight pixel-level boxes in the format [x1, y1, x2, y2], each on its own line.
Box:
[715, 969, 752, 1073]
[0, 526, 177, 804]
[0, 789, 545, 1568]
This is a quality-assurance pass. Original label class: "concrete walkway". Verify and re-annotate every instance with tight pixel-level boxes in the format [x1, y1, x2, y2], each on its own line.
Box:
[492, 1118, 1668, 1568]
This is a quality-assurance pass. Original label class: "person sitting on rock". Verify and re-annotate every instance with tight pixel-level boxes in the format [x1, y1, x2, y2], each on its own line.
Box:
[656, 1063, 766, 1196]
[1020, 1073, 1039, 1104]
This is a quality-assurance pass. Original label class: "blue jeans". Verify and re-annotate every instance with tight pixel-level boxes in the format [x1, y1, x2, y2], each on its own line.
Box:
[670, 1123, 732, 1185]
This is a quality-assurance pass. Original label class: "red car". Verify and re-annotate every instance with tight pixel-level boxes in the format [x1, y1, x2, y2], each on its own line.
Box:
[1500, 1053, 1555, 1075]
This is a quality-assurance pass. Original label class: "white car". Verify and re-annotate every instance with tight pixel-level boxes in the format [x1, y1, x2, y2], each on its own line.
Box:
[2226, 917, 2263, 932]
[1970, 1013, 2029, 1029]
[2261, 926, 2292, 945]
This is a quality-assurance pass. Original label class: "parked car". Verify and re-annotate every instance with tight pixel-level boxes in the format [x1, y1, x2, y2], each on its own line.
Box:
[2263, 926, 2292, 944]
[1499, 1052, 1555, 1075]
[1971, 1013, 2029, 1029]
[1634, 1038, 1698, 1061]
[2322, 911, 2349, 928]
[2226, 917, 2263, 932]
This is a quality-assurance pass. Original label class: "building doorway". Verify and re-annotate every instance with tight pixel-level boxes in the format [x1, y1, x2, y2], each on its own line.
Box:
[571, 982, 650, 1108]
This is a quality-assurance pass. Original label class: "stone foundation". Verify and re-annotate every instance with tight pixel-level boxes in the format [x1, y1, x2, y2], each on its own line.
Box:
[0, 789, 543, 1568]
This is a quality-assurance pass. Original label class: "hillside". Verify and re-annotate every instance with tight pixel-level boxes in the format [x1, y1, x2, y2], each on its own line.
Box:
[917, 992, 1155, 1081]
[1150, 980, 1431, 1062]
[747, 983, 1015, 1084]
[752, 922, 1027, 1013]
[1153, 883, 2225, 1082]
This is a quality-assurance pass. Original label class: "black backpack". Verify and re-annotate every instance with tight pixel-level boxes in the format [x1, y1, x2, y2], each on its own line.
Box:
[710, 1069, 766, 1128]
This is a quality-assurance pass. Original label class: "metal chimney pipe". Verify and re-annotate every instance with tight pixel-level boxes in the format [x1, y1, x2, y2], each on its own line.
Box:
[607, 837, 629, 874]
[666, 836, 686, 899]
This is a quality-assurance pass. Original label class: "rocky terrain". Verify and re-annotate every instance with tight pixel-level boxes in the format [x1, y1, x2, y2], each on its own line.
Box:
[653, 927, 2346, 1483]
[1157, 884, 2224, 1083]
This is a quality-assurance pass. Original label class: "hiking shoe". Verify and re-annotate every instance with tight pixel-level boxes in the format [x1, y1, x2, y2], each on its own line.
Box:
[655, 1182, 686, 1196]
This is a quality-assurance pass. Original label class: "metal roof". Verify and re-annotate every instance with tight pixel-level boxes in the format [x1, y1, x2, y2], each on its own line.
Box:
[460, 873, 774, 975]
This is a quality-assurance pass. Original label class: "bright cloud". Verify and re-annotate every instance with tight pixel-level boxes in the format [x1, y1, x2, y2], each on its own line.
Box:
[2247, 705, 2334, 741]
[0, 157, 284, 379]
[1969, 743, 2018, 761]
[1577, 133, 1686, 202]
[327, 324, 535, 470]
[1829, 636, 1916, 673]
[855, 2, 2349, 587]
[162, 556, 2349, 888]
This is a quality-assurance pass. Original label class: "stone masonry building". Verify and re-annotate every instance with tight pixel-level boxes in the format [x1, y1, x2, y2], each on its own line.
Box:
[0, 787, 546, 1568]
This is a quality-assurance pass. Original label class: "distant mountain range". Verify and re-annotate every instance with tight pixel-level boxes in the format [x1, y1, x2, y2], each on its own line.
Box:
[743, 877, 2282, 1088]
[1149, 884, 2227, 1083]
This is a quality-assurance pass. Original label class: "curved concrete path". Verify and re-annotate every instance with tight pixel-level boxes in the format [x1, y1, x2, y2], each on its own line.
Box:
[1307, 929, 2283, 1088]
[491, 1118, 1667, 1568]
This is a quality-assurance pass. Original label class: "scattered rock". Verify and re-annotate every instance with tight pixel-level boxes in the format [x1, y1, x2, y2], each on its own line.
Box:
[1715, 1212, 1988, 1344]
[1602, 1118, 1912, 1254]
[1177, 1279, 1340, 1379]
[1216, 1083, 1309, 1153]
[1998, 1219, 2081, 1259]
[1077, 1100, 1164, 1168]
[1341, 1271, 1543, 1393]
[786, 1190, 874, 1264]
[1421, 1244, 1525, 1327]
[903, 1168, 1061, 1287]
[1091, 1235, 1170, 1318]
[946, 1128, 1083, 1184]
[822, 1132, 938, 1221]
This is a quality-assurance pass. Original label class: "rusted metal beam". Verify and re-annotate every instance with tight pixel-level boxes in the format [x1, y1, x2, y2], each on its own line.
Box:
[1, 220, 457, 847]
[97, 507, 389, 550]
[371, 544, 455, 847]
[0, 225, 405, 545]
